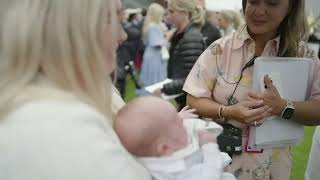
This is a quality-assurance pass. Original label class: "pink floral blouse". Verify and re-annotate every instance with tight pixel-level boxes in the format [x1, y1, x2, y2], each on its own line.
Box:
[183, 25, 320, 180]
[184, 25, 320, 127]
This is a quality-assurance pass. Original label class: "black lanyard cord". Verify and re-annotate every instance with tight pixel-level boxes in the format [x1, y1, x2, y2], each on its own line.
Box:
[227, 56, 258, 106]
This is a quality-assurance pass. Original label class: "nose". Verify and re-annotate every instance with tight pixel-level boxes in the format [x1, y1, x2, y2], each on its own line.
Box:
[254, 3, 267, 16]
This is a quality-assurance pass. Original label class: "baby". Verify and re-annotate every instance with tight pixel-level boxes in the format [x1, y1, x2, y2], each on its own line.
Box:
[114, 96, 235, 180]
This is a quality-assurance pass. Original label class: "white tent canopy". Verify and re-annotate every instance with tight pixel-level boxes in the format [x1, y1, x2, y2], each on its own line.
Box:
[205, 0, 320, 17]
[122, 0, 320, 18]
[206, 0, 242, 11]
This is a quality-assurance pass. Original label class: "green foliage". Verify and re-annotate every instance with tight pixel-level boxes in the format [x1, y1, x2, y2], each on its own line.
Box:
[291, 127, 316, 180]
[124, 77, 137, 102]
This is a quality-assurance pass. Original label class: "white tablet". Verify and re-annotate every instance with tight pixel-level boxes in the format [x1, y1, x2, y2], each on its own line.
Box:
[252, 57, 314, 101]
[249, 57, 314, 149]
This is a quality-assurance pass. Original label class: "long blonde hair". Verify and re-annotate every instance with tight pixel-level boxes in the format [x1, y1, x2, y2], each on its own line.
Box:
[242, 0, 307, 57]
[0, 0, 119, 121]
[170, 0, 205, 27]
[142, 3, 165, 36]
[219, 10, 242, 30]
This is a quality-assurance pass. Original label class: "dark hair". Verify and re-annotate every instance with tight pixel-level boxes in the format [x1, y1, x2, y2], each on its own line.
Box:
[242, 0, 307, 57]
[141, 8, 147, 17]
[128, 13, 137, 22]
[154, 0, 168, 8]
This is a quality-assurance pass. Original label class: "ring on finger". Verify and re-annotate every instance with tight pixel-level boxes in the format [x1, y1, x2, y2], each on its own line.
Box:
[254, 121, 257, 127]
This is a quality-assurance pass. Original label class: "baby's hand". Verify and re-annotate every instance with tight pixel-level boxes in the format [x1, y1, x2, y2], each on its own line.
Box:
[178, 105, 199, 119]
[198, 130, 217, 146]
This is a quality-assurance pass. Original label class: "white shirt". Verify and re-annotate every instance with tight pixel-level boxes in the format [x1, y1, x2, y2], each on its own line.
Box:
[0, 99, 151, 180]
[138, 119, 236, 180]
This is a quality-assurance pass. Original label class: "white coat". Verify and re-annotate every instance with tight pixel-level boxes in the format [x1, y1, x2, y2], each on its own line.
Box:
[0, 83, 151, 180]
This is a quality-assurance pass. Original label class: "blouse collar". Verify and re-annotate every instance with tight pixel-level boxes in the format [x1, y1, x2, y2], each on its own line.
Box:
[232, 24, 280, 53]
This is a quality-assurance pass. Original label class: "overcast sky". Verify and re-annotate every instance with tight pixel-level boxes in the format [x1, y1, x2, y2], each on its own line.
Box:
[123, 0, 320, 17]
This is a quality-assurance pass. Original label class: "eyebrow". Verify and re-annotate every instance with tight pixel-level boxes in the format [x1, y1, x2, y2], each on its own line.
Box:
[265, 0, 280, 2]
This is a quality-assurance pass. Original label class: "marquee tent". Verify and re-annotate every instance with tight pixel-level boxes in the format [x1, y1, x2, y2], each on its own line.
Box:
[206, 0, 242, 11]
[123, 0, 320, 17]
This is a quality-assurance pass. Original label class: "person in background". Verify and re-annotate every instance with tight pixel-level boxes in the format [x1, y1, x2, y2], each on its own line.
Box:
[217, 10, 242, 36]
[125, 11, 143, 69]
[115, 96, 236, 180]
[196, 0, 221, 47]
[155, 0, 206, 110]
[305, 127, 320, 180]
[136, 7, 148, 67]
[136, 3, 167, 96]
[137, 8, 148, 31]
[206, 11, 220, 27]
[116, 9, 143, 97]
[0, 0, 151, 180]
[128, 12, 141, 27]
[154, 0, 168, 8]
[115, 7, 131, 98]
[183, 0, 320, 179]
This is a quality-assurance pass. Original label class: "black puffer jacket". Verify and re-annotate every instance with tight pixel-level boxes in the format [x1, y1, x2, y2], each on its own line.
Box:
[201, 21, 221, 47]
[162, 24, 206, 108]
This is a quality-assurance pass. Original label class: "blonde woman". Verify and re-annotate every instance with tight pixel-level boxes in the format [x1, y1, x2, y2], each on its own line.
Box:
[137, 3, 167, 96]
[0, 0, 151, 179]
[155, 0, 206, 110]
[184, 0, 320, 179]
[218, 10, 242, 36]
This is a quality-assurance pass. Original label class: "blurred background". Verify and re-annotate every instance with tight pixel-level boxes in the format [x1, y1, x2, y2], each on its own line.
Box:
[116, 1, 320, 180]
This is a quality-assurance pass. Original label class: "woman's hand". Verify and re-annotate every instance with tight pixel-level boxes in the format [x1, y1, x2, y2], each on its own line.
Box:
[261, 75, 286, 116]
[178, 105, 199, 119]
[225, 92, 272, 125]
[152, 88, 162, 97]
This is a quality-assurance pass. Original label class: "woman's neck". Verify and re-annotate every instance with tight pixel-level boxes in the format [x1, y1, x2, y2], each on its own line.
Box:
[250, 31, 278, 56]
[177, 19, 190, 33]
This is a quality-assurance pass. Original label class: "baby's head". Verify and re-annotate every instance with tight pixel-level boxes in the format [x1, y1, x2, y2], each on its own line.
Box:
[114, 96, 188, 157]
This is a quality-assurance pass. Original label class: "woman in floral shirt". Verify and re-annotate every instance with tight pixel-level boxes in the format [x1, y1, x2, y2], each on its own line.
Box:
[183, 0, 320, 179]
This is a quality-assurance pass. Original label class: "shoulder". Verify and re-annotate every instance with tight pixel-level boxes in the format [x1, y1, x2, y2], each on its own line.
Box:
[192, 34, 236, 70]
[0, 99, 151, 180]
[298, 41, 319, 59]
[184, 25, 203, 39]
[7, 99, 107, 124]
[202, 21, 220, 33]
[179, 25, 205, 50]
[207, 33, 237, 55]
[1, 99, 116, 143]
[146, 24, 163, 37]
[5, 82, 116, 128]
[147, 23, 160, 31]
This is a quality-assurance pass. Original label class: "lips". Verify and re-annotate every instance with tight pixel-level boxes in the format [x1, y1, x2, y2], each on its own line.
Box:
[252, 19, 268, 25]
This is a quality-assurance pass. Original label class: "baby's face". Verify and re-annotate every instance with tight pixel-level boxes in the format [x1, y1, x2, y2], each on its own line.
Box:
[162, 113, 188, 154]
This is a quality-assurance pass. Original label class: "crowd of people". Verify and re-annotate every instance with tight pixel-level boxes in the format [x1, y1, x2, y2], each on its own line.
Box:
[115, 0, 243, 100]
[0, 0, 319, 180]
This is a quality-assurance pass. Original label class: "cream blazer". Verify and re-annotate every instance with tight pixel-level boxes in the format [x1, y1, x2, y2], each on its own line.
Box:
[0, 83, 150, 180]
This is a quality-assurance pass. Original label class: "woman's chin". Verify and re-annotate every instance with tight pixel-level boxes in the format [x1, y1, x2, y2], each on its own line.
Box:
[248, 26, 270, 36]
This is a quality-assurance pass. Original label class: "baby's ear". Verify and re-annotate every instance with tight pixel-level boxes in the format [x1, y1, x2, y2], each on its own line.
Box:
[157, 143, 174, 156]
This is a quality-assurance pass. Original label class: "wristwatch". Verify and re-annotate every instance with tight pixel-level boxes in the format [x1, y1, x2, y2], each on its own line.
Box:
[281, 100, 295, 119]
